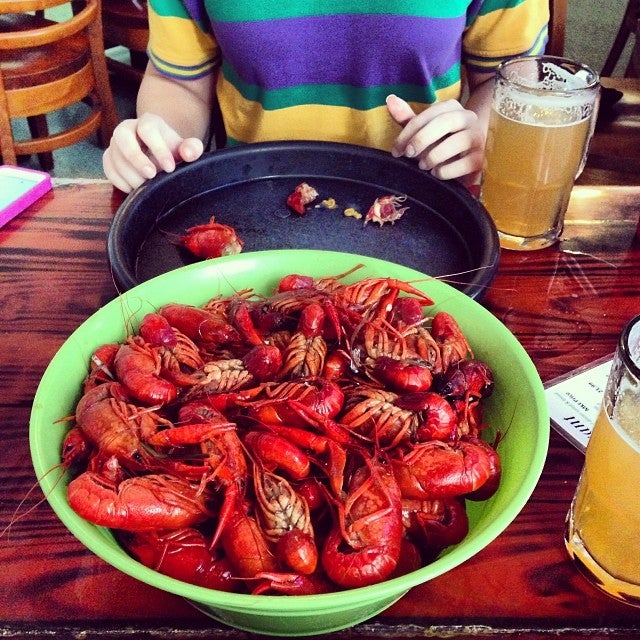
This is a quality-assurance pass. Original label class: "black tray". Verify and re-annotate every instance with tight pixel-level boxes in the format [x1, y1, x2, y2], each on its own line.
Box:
[107, 141, 500, 298]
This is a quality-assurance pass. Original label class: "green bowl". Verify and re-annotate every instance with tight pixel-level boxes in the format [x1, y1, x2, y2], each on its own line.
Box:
[30, 249, 549, 636]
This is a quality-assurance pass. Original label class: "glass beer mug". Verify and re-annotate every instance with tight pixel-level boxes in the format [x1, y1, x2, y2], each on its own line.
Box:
[565, 314, 640, 605]
[480, 56, 600, 251]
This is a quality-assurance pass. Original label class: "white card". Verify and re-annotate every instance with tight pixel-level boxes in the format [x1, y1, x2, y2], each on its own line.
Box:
[544, 356, 613, 453]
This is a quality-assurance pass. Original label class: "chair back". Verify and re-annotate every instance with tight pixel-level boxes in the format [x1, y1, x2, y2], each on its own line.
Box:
[0, 0, 118, 169]
[546, 0, 567, 56]
[0, 0, 95, 49]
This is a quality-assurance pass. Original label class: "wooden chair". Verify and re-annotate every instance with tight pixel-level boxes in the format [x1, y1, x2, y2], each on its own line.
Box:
[0, 0, 119, 170]
[601, 0, 640, 77]
[546, 0, 567, 56]
[102, 0, 149, 84]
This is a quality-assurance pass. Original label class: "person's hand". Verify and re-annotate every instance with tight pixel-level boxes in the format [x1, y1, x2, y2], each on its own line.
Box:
[103, 113, 204, 193]
[386, 94, 485, 185]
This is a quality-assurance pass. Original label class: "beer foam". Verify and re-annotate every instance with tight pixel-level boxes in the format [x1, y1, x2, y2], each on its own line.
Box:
[508, 61, 593, 92]
[494, 81, 596, 126]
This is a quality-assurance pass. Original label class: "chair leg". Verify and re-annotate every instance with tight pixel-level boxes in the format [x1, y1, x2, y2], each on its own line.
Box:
[602, 0, 638, 76]
[27, 115, 54, 171]
[87, 20, 120, 147]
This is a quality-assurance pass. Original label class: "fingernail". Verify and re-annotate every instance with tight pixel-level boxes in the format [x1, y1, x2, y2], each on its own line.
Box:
[143, 165, 156, 179]
[390, 147, 401, 158]
[405, 145, 416, 158]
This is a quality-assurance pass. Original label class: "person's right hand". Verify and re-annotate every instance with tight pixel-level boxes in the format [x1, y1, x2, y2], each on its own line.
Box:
[103, 113, 204, 193]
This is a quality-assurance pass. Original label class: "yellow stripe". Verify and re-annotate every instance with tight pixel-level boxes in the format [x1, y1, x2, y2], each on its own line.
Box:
[148, 6, 218, 75]
[464, 1, 549, 59]
[218, 78, 462, 149]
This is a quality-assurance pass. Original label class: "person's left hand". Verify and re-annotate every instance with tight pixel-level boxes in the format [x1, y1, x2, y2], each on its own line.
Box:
[386, 94, 485, 185]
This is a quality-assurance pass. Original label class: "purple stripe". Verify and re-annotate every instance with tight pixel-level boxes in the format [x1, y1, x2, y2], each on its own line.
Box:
[183, 0, 208, 26]
[211, 14, 464, 90]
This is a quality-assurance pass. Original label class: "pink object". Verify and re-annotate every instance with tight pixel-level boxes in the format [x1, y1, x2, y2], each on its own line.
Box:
[0, 165, 52, 227]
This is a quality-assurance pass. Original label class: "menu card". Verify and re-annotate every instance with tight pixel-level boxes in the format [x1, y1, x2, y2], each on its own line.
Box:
[544, 355, 613, 453]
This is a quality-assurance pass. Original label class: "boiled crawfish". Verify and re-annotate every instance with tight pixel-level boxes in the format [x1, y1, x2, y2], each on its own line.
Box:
[62, 269, 501, 595]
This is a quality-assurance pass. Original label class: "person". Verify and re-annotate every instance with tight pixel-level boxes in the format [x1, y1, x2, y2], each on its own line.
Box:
[103, 1, 549, 193]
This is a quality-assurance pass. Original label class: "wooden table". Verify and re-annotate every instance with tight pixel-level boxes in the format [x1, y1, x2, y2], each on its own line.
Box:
[1, 180, 639, 640]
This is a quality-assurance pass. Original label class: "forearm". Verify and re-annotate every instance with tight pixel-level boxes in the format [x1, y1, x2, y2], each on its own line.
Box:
[137, 64, 216, 143]
[464, 71, 496, 139]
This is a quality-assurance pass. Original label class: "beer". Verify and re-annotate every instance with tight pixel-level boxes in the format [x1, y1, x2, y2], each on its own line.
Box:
[566, 388, 640, 600]
[481, 110, 591, 246]
[480, 56, 599, 251]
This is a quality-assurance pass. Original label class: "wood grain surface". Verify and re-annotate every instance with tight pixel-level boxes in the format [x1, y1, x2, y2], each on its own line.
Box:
[1, 180, 639, 640]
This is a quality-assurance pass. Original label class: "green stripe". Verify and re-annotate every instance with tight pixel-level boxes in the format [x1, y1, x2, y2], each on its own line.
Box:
[150, 0, 191, 19]
[222, 61, 460, 110]
[477, 0, 527, 15]
[208, 0, 470, 22]
[149, 50, 215, 78]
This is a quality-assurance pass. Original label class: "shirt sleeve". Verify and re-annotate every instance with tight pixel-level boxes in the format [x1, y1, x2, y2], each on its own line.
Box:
[462, 0, 550, 73]
[147, 0, 219, 79]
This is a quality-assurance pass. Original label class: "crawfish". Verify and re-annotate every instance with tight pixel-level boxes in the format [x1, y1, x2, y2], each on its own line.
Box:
[250, 416, 349, 498]
[252, 571, 333, 595]
[331, 277, 433, 321]
[402, 325, 443, 375]
[321, 454, 403, 588]
[178, 215, 244, 259]
[182, 358, 255, 402]
[260, 287, 328, 317]
[401, 497, 469, 562]
[155, 401, 249, 549]
[259, 378, 345, 419]
[438, 359, 494, 437]
[431, 311, 473, 371]
[279, 303, 328, 379]
[395, 391, 459, 441]
[356, 320, 408, 362]
[277, 264, 364, 297]
[82, 343, 119, 392]
[159, 303, 240, 347]
[75, 382, 170, 470]
[391, 438, 498, 500]
[120, 527, 239, 591]
[252, 467, 318, 575]
[242, 344, 283, 382]
[341, 386, 419, 448]
[67, 471, 212, 531]
[138, 313, 204, 386]
[243, 430, 312, 480]
[113, 337, 178, 406]
[220, 499, 278, 578]
[372, 355, 434, 393]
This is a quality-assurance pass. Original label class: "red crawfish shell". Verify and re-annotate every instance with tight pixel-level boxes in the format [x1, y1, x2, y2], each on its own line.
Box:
[242, 344, 283, 381]
[179, 216, 244, 259]
[373, 355, 433, 393]
[276, 530, 319, 575]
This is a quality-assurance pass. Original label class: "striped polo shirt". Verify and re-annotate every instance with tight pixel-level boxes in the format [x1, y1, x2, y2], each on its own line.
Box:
[147, 0, 549, 149]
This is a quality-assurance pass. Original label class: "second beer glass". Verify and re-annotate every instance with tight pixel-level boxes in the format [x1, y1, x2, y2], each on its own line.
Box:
[480, 56, 600, 251]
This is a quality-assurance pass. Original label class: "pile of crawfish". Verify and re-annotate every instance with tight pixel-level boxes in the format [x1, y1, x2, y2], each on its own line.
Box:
[62, 267, 499, 595]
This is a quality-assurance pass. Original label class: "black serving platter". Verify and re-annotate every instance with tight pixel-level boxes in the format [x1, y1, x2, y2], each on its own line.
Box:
[107, 141, 499, 298]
